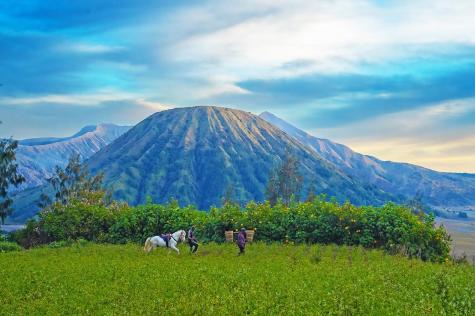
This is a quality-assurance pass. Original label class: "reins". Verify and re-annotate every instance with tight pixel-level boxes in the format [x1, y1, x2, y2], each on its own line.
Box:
[170, 231, 184, 243]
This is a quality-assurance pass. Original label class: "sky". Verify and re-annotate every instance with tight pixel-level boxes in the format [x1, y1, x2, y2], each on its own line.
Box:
[1, 0, 474, 173]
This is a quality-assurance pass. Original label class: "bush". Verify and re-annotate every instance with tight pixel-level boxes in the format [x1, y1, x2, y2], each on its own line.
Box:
[124, 199, 448, 262]
[39, 192, 129, 243]
[0, 241, 22, 253]
[14, 195, 451, 261]
[10, 220, 49, 248]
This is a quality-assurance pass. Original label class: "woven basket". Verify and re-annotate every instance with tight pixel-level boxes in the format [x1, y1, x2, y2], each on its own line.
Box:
[246, 230, 255, 242]
[225, 231, 234, 242]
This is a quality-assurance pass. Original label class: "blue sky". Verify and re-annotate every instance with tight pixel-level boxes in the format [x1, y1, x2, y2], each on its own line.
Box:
[1, 0, 475, 172]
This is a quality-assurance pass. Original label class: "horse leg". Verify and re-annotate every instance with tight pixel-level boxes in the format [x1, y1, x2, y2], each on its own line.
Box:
[171, 245, 180, 254]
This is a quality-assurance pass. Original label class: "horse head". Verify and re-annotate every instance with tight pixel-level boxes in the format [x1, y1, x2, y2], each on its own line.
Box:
[173, 229, 186, 243]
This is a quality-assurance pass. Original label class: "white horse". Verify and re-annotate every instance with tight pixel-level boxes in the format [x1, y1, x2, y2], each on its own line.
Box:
[143, 230, 186, 254]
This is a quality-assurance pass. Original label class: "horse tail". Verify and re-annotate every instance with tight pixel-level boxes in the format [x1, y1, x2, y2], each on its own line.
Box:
[144, 237, 152, 253]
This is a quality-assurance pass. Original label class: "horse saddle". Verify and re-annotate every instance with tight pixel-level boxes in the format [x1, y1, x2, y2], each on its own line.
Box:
[161, 234, 170, 247]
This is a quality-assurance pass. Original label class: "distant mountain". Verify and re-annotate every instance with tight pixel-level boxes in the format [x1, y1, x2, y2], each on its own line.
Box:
[85, 106, 390, 209]
[259, 111, 475, 209]
[10, 106, 475, 224]
[14, 123, 130, 191]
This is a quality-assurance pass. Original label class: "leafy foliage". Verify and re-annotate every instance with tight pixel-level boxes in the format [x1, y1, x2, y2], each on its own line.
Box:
[13, 195, 450, 262]
[0, 132, 25, 224]
[39, 153, 104, 207]
[13, 191, 128, 248]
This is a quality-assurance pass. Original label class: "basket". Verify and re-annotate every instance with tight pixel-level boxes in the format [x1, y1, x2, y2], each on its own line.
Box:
[246, 230, 255, 242]
[225, 231, 234, 242]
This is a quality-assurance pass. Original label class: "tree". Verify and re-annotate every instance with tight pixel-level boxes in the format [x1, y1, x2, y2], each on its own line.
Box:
[265, 149, 303, 206]
[0, 124, 25, 224]
[39, 153, 104, 207]
[265, 170, 279, 206]
[222, 185, 237, 206]
[406, 192, 426, 217]
[305, 181, 317, 203]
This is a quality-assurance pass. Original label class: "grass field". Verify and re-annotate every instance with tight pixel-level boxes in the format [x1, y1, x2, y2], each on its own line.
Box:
[1, 243, 475, 315]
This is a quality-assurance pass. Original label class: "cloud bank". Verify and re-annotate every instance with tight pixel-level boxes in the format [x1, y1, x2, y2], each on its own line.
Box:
[1, 0, 474, 172]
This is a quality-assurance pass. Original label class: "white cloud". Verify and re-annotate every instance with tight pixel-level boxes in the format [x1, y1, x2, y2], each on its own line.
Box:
[0, 90, 136, 106]
[57, 42, 124, 54]
[165, 0, 475, 80]
[193, 74, 251, 99]
[134, 98, 171, 111]
[0, 90, 172, 114]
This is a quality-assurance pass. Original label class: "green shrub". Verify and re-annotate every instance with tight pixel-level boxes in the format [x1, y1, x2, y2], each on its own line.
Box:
[15, 195, 451, 261]
[0, 241, 22, 253]
[10, 219, 49, 248]
[39, 192, 129, 243]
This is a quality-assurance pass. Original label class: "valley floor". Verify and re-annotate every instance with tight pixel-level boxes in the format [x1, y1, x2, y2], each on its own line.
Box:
[436, 217, 475, 259]
[1, 243, 474, 315]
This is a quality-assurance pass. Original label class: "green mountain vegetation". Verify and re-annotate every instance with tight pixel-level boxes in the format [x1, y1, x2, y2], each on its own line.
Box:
[86, 106, 390, 209]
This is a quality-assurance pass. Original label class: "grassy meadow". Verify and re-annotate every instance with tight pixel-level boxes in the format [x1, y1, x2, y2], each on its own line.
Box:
[1, 242, 475, 315]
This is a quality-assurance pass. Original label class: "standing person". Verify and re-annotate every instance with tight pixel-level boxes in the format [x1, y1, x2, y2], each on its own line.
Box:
[237, 228, 247, 255]
[188, 225, 199, 253]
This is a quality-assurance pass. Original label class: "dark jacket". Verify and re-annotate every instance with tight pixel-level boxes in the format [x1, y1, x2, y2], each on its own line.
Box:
[237, 231, 247, 247]
[188, 228, 196, 241]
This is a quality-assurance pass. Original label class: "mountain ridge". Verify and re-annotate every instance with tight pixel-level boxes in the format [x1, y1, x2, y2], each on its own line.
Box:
[259, 111, 475, 208]
[14, 123, 130, 191]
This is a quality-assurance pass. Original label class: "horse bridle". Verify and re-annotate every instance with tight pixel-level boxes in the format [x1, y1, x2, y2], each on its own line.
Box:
[171, 231, 185, 243]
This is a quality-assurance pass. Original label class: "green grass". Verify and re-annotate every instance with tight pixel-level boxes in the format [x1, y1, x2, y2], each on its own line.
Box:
[0, 241, 22, 253]
[1, 243, 474, 315]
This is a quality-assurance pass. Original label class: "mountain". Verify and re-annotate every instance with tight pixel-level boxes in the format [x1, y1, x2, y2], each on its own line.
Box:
[85, 106, 390, 209]
[14, 123, 130, 191]
[259, 111, 475, 209]
[18, 125, 99, 146]
[12, 106, 474, 224]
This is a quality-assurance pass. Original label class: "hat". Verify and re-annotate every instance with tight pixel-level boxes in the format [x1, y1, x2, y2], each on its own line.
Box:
[241, 227, 246, 231]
